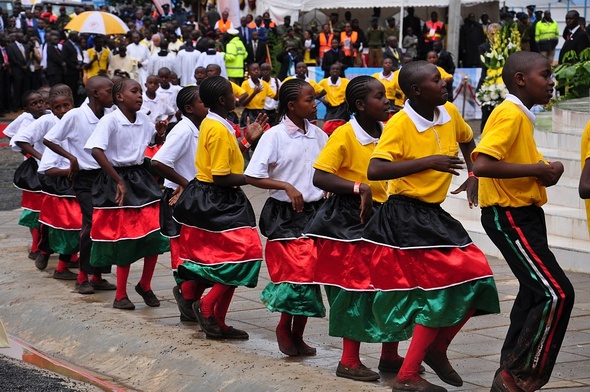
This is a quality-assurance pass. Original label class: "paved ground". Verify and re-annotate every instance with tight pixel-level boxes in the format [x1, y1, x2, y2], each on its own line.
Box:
[0, 184, 589, 391]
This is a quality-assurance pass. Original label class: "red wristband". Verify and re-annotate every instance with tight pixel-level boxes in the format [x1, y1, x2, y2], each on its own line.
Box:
[241, 138, 251, 149]
[468, 171, 478, 179]
[353, 182, 361, 194]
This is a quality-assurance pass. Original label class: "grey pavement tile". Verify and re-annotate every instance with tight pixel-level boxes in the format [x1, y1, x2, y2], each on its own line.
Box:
[567, 315, 590, 332]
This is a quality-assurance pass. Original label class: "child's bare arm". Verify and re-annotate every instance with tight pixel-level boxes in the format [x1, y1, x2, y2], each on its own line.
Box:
[472, 153, 563, 187]
[314, 169, 373, 223]
[450, 140, 479, 208]
[44, 167, 69, 177]
[15, 142, 42, 161]
[245, 176, 303, 212]
[91, 147, 126, 206]
[580, 159, 590, 199]
[367, 155, 464, 181]
[212, 174, 247, 187]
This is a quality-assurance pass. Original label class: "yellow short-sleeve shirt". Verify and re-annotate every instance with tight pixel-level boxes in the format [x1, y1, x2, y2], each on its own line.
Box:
[241, 79, 276, 110]
[372, 72, 396, 102]
[283, 76, 324, 96]
[318, 77, 349, 107]
[372, 102, 472, 204]
[231, 81, 246, 97]
[196, 117, 245, 183]
[314, 121, 387, 203]
[581, 122, 590, 234]
[472, 100, 547, 208]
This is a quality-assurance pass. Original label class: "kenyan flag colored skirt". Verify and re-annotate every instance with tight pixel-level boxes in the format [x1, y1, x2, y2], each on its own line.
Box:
[259, 198, 325, 317]
[14, 157, 44, 228]
[172, 179, 262, 288]
[89, 165, 169, 267]
[38, 175, 81, 255]
[304, 194, 412, 342]
[359, 194, 500, 329]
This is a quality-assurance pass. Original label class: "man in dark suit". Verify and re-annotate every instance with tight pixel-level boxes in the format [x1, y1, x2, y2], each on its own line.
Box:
[246, 30, 267, 66]
[45, 31, 64, 86]
[321, 37, 346, 78]
[6, 32, 30, 109]
[559, 10, 590, 64]
[61, 31, 83, 104]
[0, 33, 8, 116]
[277, 42, 303, 81]
[382, 36, 404, 70]
[238, 16, 250, 45]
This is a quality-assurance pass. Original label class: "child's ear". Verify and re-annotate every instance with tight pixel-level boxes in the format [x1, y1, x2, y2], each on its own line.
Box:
[287, 100, 296, 112]
[356, 98, 365, 112]
[514, 71, 526, 87]
[410, 83, 420, 97]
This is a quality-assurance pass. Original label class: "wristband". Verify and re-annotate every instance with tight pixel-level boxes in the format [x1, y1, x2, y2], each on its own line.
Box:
[468, 171, 478, 179]
[241, 138, 251, 149]
[353, 182, 361, 194]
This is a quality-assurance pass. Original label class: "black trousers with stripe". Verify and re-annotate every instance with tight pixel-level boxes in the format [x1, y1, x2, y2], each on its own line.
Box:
[481, 205, 574, 392]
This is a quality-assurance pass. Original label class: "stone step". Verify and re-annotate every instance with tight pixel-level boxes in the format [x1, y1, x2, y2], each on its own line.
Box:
[552, 103, 590, 135]
[535, 129, 582, 154]
[443, 191, 589, 241]
[451, 215, 590, 274]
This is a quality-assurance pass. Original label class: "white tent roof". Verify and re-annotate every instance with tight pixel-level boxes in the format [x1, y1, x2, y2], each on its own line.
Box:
[302, 0, 495, 10]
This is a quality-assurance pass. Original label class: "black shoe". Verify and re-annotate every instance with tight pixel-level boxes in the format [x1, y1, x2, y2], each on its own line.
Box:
[28, 251, 39, 260]
[336, 362, 380, 382]
[172, 286, 197, 321]
[424, 351, 463, 387]
[220, 326, 249, 340]
[192, 301, 222, 338]
[378, 358, 426, 374]
[35, 252, 50, 270]
[53, 269, 78, 280]
[74, 281, 95, 294]
[113, 297, 135, 310]
[135, 283, 160, 307]
[391, 377, 448, 392]
[91, 279, 116, 291]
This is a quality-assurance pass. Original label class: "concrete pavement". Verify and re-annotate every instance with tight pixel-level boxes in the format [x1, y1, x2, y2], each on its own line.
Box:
[0, 186, 589, 391]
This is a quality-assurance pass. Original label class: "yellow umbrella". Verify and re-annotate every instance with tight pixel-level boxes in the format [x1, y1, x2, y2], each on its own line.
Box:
[64, 11, 129, 35]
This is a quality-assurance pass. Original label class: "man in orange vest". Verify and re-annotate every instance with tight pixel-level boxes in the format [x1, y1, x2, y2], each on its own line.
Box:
[215, 10, 234, 34]
[318, 23, 334, 64]
[340, 23, 359, 68]
[422, 11, 445, 56]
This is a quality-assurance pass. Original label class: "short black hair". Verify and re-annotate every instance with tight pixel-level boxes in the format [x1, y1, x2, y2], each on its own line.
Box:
[399, 60, 435, 97]
[502, 51, 548, 91]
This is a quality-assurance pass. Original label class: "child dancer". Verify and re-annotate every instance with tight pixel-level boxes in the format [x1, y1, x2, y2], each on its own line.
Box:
[157, 67, 182, 130]
[6, 91, 46, 260]
[260, 63, 281, 126]
[373, 58, 405, 114]
[240, 62, 277, 127]
[173, 76, 264, 339]
[151, 86, 209, 321]
[318, 63, 349, 135]
[44, 76, 116, 295]
[306, 76, 413, 381]
[474, 51, 574, 392]
[12, 85, 77, 275]
[84, 79, 169, 310]
[283, 62, 326, 99]
[364, 61, 500, 392]
[141, 75, 176, 124]
[244, 79, 327, 356]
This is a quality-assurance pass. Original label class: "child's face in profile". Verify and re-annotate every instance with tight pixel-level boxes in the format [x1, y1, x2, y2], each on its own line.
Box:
[25, 93, 46, 118]
[418, 64, 448, 106]
[291, 83, 317, 121]
[523, 58, 554, 105]
[145, 76, 160, 94]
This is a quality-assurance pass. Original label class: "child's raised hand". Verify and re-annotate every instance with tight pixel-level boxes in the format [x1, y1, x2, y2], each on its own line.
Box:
[427, 155, 464, 175]
[155, 120, 167, 136]
[284, 183, 304, 212]
[115, 180, 127, 207]
[244, 116, 263, 144]
[254, 112, 269, 128]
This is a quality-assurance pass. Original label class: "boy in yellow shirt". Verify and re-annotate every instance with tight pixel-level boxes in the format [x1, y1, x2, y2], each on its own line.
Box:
[283, 62, 326, 99]
[472, 51, 574, 392]
[365, 60, 500, 392]
[318, 63, 349, 135]
[373, 58, 405, 114]
[240, 63, 277, 127]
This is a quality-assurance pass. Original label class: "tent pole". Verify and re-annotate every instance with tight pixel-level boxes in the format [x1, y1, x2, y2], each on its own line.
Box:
[447, 0, 461, 63]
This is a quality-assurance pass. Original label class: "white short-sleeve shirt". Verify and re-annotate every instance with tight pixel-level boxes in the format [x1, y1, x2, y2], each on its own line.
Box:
[38, 145, 70, 174]
[44, 103, 103, 170]
[244, 118, 327, 203]
[3, 112, 36, 138]
[10, 114, 58, 161]
[84, 110, 156, 167]
[152, 117, 199, 190]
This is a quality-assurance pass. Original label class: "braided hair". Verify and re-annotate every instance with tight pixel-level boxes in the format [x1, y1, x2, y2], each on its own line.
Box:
[277, 78, 307, 120]
[176, 86, 199, 116]
[111, 78, 139, 106]
[345, 75, 375, 115]
[49, 84, 73, 100]
[199, 76, 230, 109]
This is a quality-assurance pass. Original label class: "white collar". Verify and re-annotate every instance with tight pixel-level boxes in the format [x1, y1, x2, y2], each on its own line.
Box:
[206, 110, 236, 135]
[569, 25, 580, 35]
[504, 94, 535, 123]
[402, 101, 451, 133]
[248, 78, 261, 89]
[350, 117, 381, 145]
[81, 102, 100, 124]
[379, 71, 393, 81]
[113, 108, 145, 125]
[328, 77, 341, 87]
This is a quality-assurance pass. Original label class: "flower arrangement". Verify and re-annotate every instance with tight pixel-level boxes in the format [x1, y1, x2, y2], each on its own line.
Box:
[477, 24, 521, 108]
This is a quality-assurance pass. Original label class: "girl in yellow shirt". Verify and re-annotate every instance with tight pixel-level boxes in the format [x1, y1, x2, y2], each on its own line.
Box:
[172, 76, 265, 340]
[240, 63, 277, 127]
[306, 76, 414, 382]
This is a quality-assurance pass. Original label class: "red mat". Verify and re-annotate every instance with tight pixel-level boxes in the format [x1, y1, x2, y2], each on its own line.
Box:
[0, 123, 8, 147]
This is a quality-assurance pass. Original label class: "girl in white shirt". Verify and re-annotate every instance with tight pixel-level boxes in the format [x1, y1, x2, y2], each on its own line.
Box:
[85, 79, 169, 311]
[245, 78, 328, 357]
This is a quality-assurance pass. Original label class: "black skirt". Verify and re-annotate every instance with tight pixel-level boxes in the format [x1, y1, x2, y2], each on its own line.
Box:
[160, 187, 180, 238]
[91, 165, 162, 208]
[39, 174, 75, 197]
[14, 157, 42, 192]
[259, 197, 323, 240]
